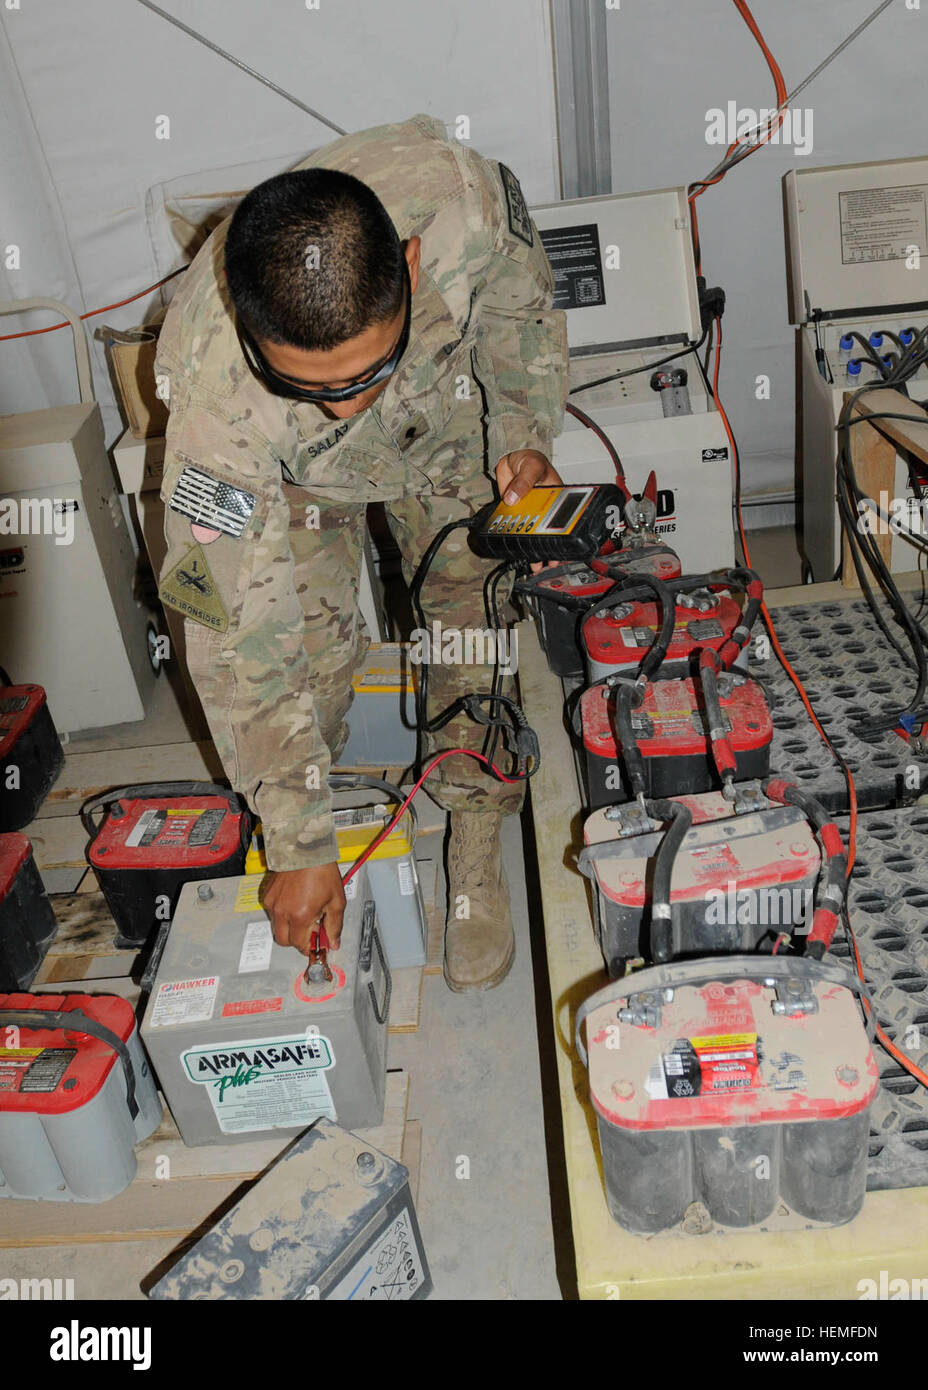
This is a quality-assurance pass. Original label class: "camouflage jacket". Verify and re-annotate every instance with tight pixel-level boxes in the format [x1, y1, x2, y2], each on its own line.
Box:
[155, 113, 567, 871]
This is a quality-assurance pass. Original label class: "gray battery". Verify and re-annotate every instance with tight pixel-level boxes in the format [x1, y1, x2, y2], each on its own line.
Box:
[0, 994, 162, 1202]
[340, 643, 418, 768]
[332, 806, 427, 969]
[140, 867, 390, 1146]
[149, 1117, 430, 1300]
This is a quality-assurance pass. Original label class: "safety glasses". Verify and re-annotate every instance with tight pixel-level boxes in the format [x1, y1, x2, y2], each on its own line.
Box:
[237, 262, 411, 404]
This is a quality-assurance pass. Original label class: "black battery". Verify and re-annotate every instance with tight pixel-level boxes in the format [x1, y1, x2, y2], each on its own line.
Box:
[0, 833, 58, 991]
[578, 789, 823, 973]
[0, 683, 65, 832]
[518, 542, 682, 677]
[580, 674, 773, 808]
[83, 783, 251, 949]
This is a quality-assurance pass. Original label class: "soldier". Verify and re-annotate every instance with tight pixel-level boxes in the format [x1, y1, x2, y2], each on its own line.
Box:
[155, 114, 567, 991]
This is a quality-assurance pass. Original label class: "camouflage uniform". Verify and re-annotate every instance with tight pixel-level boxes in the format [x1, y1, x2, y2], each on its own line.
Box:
[155, 114, 567, 873]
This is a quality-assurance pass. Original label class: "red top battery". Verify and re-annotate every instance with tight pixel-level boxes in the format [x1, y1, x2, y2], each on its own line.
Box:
[587, 974, 879, 1132]
[0, 686, 47, 760]
[583, 790, 821, 912]
[88, 796, 245, 871]
[583, 594, 743, 676]
[581, 676, 772, 763]
[0, 992, 136, 1116]
[0, 833, 31, 896]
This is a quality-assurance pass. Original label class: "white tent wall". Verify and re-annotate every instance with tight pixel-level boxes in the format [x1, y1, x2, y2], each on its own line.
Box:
[1, 0, 559, 446]
[606, 0, 925, 524]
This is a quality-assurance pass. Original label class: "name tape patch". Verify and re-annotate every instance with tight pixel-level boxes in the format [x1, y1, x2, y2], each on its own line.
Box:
[498, 163, 534, 247]
[169, 466, 256, 538]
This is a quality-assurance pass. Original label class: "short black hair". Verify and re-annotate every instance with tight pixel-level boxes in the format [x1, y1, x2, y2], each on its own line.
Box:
[224, 168, 406, 351]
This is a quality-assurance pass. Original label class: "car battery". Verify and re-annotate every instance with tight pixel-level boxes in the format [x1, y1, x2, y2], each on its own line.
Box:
[0, 991, 162, 1202]
[579, 788, 821, 973]
[0, 682, 64, 832]
[577, 956, 878, 1233]
[150, 1118, 431, 1301]
[580, 674, 772, 809]
[140, 866, 390, 1146]
[0, 833, 57, 991]
[520, 542, 681, 678]
[340, 643, 417, 769]
[583, 590, 744, 683]
[84, 783, 251, 948]
[246, 805, 426, 969]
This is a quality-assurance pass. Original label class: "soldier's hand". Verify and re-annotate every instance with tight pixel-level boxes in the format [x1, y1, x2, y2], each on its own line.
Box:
[496, 449, 561, 504]
[263, 863, 347, 955]
[496, 451, 564, 573]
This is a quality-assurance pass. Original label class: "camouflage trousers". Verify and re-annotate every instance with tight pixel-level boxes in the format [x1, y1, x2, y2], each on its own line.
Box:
[282, 407, 525, 816]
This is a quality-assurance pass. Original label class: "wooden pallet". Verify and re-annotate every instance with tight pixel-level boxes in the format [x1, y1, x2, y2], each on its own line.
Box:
[0, 1069, 416, 1252]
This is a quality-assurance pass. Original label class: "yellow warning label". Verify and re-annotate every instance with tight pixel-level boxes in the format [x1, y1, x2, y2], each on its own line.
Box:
[691, 1033, 756, 1049]
[234, 876, 264, 913]
[0, 1047, 42, 1058]
[159, 544, 229, 633]
[167, 808, 204, 815]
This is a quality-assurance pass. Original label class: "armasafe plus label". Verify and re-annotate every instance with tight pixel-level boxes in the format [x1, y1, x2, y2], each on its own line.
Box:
[181, 1034, 337, 1134]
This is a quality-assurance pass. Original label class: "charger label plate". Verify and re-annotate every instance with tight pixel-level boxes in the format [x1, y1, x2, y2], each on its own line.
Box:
[181, 1034, 336, 1134]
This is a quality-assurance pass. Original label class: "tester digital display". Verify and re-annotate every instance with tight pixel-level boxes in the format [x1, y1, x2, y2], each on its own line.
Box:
[471, 484, 624, 561]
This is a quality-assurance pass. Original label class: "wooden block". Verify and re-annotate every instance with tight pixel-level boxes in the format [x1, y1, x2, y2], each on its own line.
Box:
[851, 387, 928, 467]
[388, 966, 423, 1033]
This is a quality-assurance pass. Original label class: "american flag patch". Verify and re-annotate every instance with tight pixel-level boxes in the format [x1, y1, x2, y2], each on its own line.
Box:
[168, 467, 256, 538]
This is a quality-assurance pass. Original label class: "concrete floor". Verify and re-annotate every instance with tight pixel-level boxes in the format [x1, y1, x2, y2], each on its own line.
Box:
[31, 522, 796, 1301]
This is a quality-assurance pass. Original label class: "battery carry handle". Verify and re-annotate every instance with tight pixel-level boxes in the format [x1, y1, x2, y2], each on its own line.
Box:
[574, 954, 874, 1068]
[80, 781, 247, 839]
[0, 1007, 140, 1119]
[360, 901, 392, 1025]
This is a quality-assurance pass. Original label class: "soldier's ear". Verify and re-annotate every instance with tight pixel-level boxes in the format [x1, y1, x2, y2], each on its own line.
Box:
[404, 237, 421, 296]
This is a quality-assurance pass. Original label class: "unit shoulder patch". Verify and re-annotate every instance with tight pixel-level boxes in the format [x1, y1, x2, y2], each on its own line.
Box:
[168, 464, 256, 539]
[159, 544, 229, 633]
[498, 162, 534, 247]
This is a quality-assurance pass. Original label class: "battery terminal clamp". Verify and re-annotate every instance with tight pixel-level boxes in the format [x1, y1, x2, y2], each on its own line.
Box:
[770, 976, 819, 1019]
[303, 927, 334, 991]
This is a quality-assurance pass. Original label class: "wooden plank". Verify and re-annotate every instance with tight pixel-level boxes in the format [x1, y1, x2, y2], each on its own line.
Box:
[517, 617, 928, 1299]
[36, 741, 224, 819]
[388, 966, 423, 1032]
[32, 893, 135, 989]
[0, 1071, 410, 1247]
[841, 398, 897, 586]
[400, 1119, 422, 1206]
[851, 386, 928, 468]
[24, 814, 89, 871]
[765, 572, 928, 610]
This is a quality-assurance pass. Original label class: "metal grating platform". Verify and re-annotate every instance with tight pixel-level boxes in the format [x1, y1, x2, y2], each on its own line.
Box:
[748, 594, 928, 812]
[827, 805, 928, 1190]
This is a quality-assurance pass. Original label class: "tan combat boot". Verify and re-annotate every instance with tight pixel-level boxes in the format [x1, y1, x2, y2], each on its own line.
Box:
[443, 810, 514, 992]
